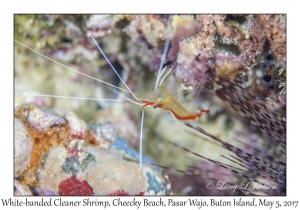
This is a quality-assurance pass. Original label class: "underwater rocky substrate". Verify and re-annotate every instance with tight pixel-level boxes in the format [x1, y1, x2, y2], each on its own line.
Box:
[14, 102, 169, 196]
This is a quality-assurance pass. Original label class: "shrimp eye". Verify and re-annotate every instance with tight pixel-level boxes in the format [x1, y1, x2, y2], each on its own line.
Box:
[153, 105, 157, 109]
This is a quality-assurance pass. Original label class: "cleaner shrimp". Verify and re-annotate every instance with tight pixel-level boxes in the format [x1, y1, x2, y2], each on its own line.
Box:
[15, 27, 210, 170]
[15, 15, 213, 166]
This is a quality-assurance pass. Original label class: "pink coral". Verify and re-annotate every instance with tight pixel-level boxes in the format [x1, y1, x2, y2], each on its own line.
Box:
[176, 29, 243, 87]
[125, 15, 168, 47]
[58, 176, 94, 196]
[237, 15, 266, 59]
[259, 15, 286, 60]
[26, 104, 67, 130]
[176, 14, 286, 92]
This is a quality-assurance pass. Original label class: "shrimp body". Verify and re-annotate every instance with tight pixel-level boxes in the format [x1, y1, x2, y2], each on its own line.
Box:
[142, 80, 209, 121]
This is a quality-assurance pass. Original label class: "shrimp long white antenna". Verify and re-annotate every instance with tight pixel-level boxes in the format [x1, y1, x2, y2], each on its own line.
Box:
[18, 93, 133, 103]
[139, 109, 145, 169]
[90, 36, 148, 169]
[156, 66, 168, 85]
[91, 36, 140, 102]
[155, 15, 172, 92]
[155, 38, 171, 91]
[14, 40, 129, 93]
[159, 66, 174, 86]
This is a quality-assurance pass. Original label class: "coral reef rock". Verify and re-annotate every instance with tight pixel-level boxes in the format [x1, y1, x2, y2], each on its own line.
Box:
[14, 102, 168, 195]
